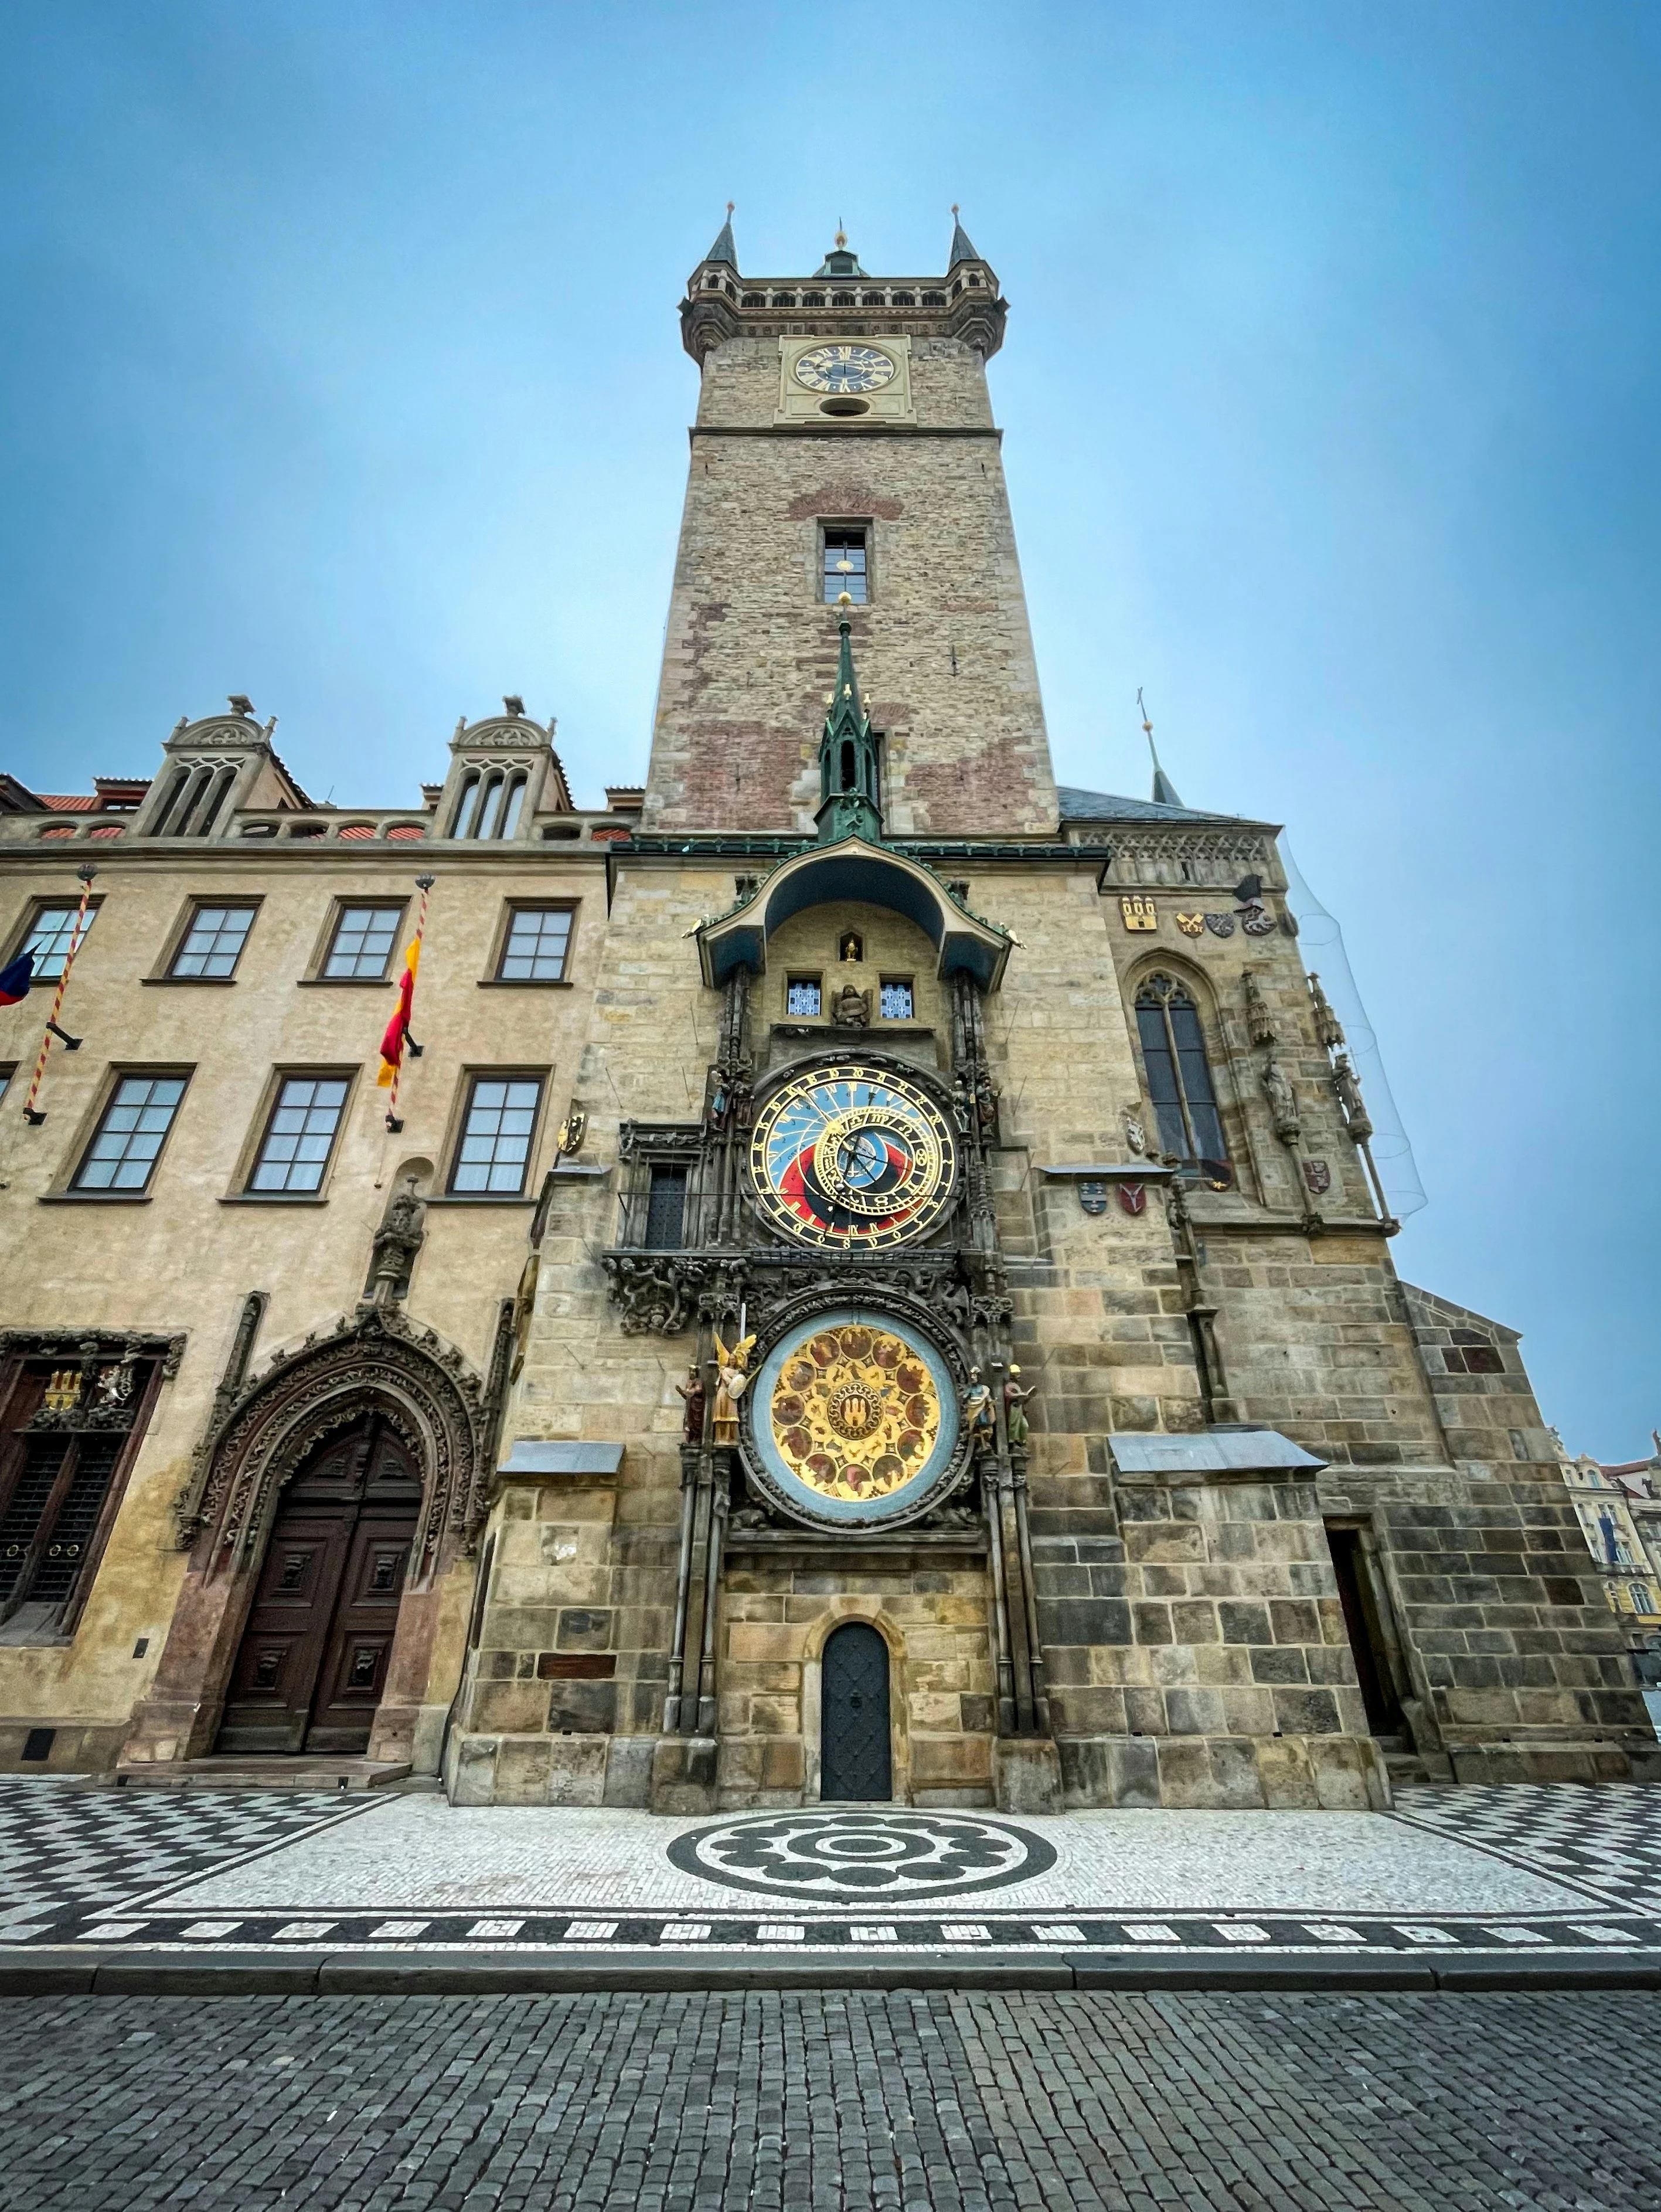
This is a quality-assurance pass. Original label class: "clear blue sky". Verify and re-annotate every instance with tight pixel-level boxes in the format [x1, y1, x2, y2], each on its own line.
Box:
[3, 2, 1656, 1456]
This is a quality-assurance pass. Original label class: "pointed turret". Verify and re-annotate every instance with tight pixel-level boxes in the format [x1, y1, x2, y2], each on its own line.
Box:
[816, 603, 884, 844]
[948, 206, 980, 268]
[1138, 689, 1184, 807]
[704, 203, 738, 270]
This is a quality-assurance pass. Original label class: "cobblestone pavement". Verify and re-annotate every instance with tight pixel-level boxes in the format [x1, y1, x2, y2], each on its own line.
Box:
[2, 1988, 1659, 2210]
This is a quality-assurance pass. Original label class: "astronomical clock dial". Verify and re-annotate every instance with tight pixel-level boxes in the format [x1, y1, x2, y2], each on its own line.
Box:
[748, 1063, 958, 1251]
[746, 1307, 964, 1528]
[793, 343, 897, 395]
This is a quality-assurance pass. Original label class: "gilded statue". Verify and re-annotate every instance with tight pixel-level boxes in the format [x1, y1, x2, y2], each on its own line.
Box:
[710, 1327, 756, 1446]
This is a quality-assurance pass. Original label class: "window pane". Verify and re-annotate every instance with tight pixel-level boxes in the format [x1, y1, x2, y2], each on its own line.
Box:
[451, 1076, 542, 1194]
[324, 906, 403, 978]
[250, 1076, 349, 1192]
[498, 908, 571, 981]
[823, 529, 869, 604]
[75, 1076, 187, 1191]
[1168, 1001, 1228, 1164]
[0, 1436, 71, 1600]
[171, 904, 256, 978]
[644, 1167, 687, 1249]
[24, 903, 96, 981]
[1134, 1003, 1188, 1158]
[879, 980, 914, 1020]
[30, 1435, 122, 1603]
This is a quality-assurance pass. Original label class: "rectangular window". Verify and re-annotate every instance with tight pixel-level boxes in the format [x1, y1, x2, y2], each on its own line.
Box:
[879, 979, 914, 1021]
[323, 905, 403, 980]
[823, 527, 868, 603]
[497, 908, 572, 981]
[21, 902, 97, 981]
[643, 1165, 687, 1249]
[170, 903, 257, 978]
[787, 978, 822, 1017]
[74, 1075, 188, 1192]
[450, 1076, 543, 1195]
[250, 1076, 350, 1194]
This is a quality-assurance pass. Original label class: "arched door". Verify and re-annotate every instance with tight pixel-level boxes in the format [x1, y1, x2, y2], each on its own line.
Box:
[821, 1621, 893, 1801]
[218, 1413, 423, 1755]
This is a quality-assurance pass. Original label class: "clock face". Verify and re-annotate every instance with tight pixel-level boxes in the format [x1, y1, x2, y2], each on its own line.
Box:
[749, 1063, 958, 1250]
[794, 343, 897, 395]
[746, 1307, 963, 1527]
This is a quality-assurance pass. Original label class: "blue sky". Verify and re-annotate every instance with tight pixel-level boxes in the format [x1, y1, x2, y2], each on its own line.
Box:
[2, 2, 1657, 1455]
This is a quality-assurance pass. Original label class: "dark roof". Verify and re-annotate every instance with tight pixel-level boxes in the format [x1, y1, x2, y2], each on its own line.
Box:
[948, 216, 981, 267]
[1056, 786, 1257, 827]
[704, 215, 738, 269]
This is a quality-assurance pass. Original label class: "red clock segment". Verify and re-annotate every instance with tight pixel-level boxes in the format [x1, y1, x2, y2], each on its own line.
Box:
[748, 1063, 958, 1251]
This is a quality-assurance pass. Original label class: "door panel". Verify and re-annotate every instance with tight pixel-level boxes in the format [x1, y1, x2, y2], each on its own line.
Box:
[821, 1621, 893, 1802]
[217, 1417, 421, 1757]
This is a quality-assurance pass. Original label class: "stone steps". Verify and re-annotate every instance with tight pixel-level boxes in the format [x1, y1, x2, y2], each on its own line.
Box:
[111, 1755, 412, 1795]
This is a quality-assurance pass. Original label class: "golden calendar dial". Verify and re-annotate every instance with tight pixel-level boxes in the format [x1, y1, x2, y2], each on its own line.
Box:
[748, 1062, 958, 1251]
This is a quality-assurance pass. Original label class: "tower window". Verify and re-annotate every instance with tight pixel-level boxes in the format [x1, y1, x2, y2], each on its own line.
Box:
[1134, 975, 1229, 1172]
[879, 980, 914, 1021]
[787, 977, 823, 1017]
[823, 528, 868, 603]
[643, 1166, 687, 1249]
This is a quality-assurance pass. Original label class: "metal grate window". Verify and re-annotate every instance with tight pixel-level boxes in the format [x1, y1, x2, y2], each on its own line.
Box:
[643, 1166, 687, 1249]
[823, 528, 868, 603]
[23, 903, 96, 981]
[171, 904, 257, 978]
[879, 980, 914, 1020]
[324, 905, 403, 979]
[498, 908, 572, 981]
[250, 1076, 350, 1193]
[74, 1075, 188, 1191]
[1134, 976, 1228, 1169]
[451, 1077, 543, 1195]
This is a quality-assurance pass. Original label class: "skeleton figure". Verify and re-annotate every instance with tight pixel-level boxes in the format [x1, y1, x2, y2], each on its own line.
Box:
[675, 1365, 707, 1447]
[1003, 1365, 1036, 1450]
[710, 1328, 756, 1446]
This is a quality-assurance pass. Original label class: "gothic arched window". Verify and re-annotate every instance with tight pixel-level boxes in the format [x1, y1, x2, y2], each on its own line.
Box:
[1134, 974, 1228, 1170]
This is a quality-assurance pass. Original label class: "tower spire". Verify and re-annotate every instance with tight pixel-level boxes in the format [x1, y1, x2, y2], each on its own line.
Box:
[1138, 688, 1184, 807]
[948, 203, 980, 267]
[704, 202, 738, 270]
[816, 602, 883, 844]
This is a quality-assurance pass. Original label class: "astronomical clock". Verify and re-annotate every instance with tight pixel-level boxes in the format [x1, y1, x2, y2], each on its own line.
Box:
[740, 1060, 970, 1531]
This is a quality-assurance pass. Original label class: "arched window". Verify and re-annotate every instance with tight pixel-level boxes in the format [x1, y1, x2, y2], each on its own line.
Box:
[500, 774, 526, 837]
[474, 771, 506, 840]
[1134, 974, 1228, 1170]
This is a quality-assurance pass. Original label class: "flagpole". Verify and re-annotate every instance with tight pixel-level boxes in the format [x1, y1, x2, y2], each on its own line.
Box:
[383, 874, 435, 1133]
[21, 864, 96, 1126]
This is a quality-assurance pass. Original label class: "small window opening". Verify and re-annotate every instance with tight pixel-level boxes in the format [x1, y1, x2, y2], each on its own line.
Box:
[823, 528, 868, 604]
[643, 1166, 687, 1249]
[787, 977, 822, 1017]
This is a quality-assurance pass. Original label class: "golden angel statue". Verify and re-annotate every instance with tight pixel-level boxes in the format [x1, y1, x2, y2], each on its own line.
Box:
[710, 1327, 757, 1446]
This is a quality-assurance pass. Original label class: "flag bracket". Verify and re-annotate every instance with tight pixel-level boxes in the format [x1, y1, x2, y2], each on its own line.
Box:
[384, 1113, 404, 1134]
[45, 1021, 81, 1051]
[22, 1108, 45, 1127]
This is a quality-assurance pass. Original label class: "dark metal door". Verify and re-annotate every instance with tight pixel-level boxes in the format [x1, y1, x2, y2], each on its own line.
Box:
[821, 1621, 893, 1801]
[219, 1416, 421, 1755]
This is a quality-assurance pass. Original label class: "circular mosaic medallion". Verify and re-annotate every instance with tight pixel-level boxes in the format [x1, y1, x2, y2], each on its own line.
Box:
[668, 1810, 1056, 1899]
[746, 1306, 962, 1528]
[748, 1062, 958, 1251]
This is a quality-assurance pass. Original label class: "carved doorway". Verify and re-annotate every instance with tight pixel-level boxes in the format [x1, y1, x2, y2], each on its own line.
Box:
[820, 1621, 893, 1801]
[218, 1413, 423, 1755]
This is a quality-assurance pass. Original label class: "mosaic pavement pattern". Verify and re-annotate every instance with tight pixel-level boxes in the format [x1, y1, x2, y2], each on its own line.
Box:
[4, 1779, 1661, 1956]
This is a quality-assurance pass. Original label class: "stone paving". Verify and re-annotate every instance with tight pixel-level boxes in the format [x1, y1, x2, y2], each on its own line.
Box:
[2, 1987, 1659, 2209]
[6, 1779, 1661, 1960]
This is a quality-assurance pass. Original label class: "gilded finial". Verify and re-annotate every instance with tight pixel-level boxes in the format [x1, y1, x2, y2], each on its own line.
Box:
[835, 217, 847, 249]
[726, 200, 734, 215]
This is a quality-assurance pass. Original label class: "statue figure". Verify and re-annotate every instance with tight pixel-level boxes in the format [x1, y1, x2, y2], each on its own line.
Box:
[1003, 1365, 1036, 1450]
[1330, 1054, 1373, 1141]
[710, 1327, 756, 1446]
[831, 983, 870, 1028]
[964, 1367, 996, 1455]
[675, 1364, 707, 1446]
[1260, 1055, 1300, 1144]
[366, 1174, 427, 1305]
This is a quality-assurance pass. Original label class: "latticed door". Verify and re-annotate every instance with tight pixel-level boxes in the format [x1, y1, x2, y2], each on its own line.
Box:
[820, 1621, 893, 1801]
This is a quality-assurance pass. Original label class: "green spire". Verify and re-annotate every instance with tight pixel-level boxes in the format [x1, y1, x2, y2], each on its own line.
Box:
[815, 606, 883, 844]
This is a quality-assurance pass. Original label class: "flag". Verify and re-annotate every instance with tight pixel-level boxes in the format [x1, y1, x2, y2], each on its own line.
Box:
[0, 952, 32, 1007]
[376, 936, 420, 1086]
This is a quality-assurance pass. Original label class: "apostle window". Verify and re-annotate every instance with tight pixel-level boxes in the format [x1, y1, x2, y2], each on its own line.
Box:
[496, 907, 572, 982]
[249, 1076, 350, 1194]
[879, 979, 914, 1021]
[74, 1075, 189, 1193]
[450, 1076, 544, 1196]
[18, 901, 97, 981]
[324, 905, 403, 980]
[787, 977, 823, 1017]
[823, 527, 869, 603]
[169, 903, 257, 979]
[1134, 975, 1229, 1173]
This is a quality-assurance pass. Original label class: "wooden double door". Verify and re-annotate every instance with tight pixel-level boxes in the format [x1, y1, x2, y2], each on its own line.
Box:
[219, 1414, 423, 1756]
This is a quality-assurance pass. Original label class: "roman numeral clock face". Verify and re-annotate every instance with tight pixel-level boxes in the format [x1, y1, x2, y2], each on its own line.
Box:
[748, 1064, 958, 1250]
[793, 344, 897, 395]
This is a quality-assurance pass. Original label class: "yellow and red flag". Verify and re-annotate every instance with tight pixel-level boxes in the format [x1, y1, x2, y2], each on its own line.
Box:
[377, 876, 434, 1124]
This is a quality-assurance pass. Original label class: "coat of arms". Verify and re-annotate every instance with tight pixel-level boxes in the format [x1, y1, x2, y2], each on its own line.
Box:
[1078, 1181, 1108, 1216]
[1119, 895, 1158, 933]
[1117, 1182, 1147, 1215]
[1301, 1158, 1332, 1196]
[1239, 903, 1277, 937]
[1175, 912, 1204, 937]
[556, 1105, 588, 1157]
[1203, 913, 1235, 938]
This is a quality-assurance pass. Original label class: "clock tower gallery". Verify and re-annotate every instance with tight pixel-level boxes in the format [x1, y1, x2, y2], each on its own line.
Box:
[447, 218, 1656, 1813]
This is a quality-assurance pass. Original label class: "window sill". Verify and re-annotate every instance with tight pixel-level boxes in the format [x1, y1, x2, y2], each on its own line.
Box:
[40, 1191, 153, 1205]
[218, 1194, 331, 1205]
[141, 976, 239, 987]
[476, 977, 573, 988]
[425, 1194, 537, 1207]
[296, 976, 393, 987]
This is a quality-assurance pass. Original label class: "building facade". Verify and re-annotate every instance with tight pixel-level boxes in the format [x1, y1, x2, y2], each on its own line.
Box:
[2, 219, 1655, 1806]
